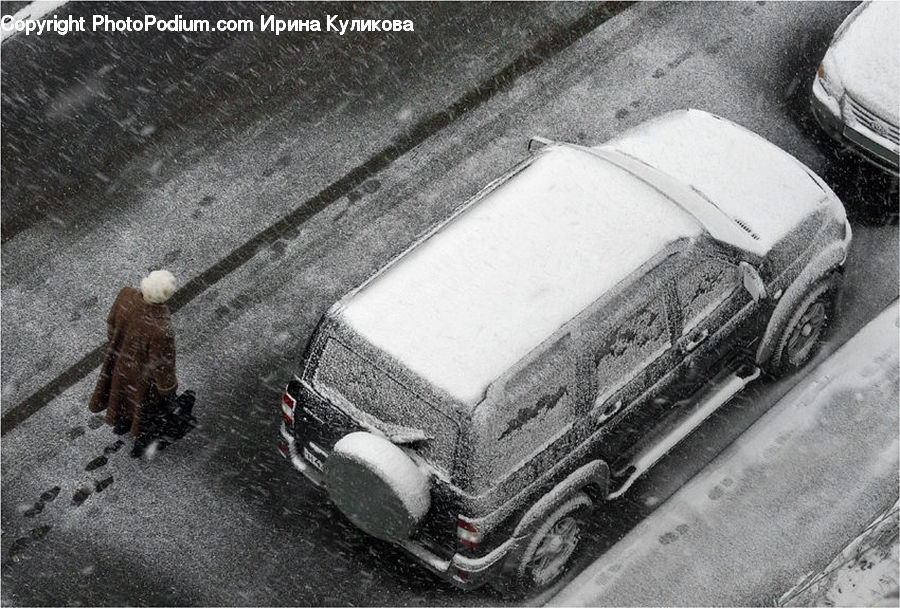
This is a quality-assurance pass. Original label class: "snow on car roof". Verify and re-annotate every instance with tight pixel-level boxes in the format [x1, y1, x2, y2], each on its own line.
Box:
[338, 146, 700, 404]
[605, 109, 827, 252]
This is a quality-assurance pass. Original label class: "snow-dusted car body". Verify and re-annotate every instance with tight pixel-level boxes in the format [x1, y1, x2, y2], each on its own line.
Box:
[279, 109, 851, 593]
[810, 1, 900, 173]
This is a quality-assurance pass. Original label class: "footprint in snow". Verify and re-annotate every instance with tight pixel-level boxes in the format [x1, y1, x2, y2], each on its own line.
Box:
[85, 455, 108, 472]
[23, 502, 43, 518]
[40, 487, 61, 503]
[103, 440, 125, 455]
[7, 525, 52, 560]
[22, 486, 61, 518]
[66, 426, 86, 440]
[95, 476, 114, 493]
[72, 487, 93, 506]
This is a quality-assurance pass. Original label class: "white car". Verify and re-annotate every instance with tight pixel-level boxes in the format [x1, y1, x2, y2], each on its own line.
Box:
[811, 1, 900, 173]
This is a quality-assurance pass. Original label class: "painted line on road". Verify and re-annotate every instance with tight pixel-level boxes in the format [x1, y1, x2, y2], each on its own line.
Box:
[0, 2, 632, 436]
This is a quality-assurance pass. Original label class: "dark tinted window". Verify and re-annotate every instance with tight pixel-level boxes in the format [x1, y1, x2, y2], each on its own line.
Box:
[591, 297, 669, 407]
[675, 257, 738, 334]
[470, 333, 578, 490]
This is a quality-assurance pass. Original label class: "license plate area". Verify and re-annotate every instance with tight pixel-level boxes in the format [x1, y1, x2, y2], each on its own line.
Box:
[302, 443, 327, 471]
[844, 123, 895, 151]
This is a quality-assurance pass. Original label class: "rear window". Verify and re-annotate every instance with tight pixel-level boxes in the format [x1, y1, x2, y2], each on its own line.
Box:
[313, 339, 459, 473]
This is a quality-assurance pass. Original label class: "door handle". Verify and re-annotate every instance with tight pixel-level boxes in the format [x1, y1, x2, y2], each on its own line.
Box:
[592, 399, 623, 423]
[683, 328, 709, 353]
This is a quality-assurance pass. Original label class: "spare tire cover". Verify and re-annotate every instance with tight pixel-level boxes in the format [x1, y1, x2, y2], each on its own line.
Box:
[324, 432, 431, 540]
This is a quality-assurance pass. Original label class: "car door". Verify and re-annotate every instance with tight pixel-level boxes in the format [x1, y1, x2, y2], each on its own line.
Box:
[666, 246, 757, 400]
[576, 268, 683, 462]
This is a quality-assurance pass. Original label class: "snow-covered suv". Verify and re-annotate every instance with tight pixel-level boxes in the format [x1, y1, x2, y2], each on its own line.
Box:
[278, 109, 852, 594]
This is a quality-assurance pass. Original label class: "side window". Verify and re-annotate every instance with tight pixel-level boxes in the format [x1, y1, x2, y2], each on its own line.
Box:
[591, 297, 669, 407]
[675, 257, 739, 334]
[470, 334, 577, 490]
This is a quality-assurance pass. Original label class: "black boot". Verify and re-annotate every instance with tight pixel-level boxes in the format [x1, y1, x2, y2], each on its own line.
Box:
[176, 390, 195, 419]
[172, 391, 197, 438]
[132, 404, 165, 457]
[130, 434, 149, 458]
[112, 419, 130, 435]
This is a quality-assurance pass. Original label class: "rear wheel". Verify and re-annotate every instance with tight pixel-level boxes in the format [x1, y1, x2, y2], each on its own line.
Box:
[768, 276, 837, 376]
[504, 492, 592, 596]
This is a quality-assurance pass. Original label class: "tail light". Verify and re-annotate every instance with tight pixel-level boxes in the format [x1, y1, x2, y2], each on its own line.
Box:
[281, 391, 296, 426]
[278, 442, 289, 457]
[456, 516, 481, 550]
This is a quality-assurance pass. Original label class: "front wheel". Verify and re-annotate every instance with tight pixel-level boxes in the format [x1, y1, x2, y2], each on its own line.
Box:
[767, 276, 838, 376]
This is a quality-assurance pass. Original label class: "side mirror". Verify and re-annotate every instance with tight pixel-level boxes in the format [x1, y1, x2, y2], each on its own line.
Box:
[739, 262, 767, 302]
[528, 136, 553, 153]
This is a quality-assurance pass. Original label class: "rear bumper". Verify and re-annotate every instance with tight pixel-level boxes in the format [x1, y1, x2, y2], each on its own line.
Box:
[279, 422, 324, 486]
[811, 79, 900, 174]
[278, 423, 513, 590]
[398, 535, 515, 590]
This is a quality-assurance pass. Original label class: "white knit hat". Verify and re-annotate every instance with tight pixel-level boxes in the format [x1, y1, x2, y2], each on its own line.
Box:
[141, 270, 176, 304]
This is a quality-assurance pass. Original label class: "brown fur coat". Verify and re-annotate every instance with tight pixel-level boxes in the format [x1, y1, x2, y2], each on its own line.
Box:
[88, 287, 178, 436]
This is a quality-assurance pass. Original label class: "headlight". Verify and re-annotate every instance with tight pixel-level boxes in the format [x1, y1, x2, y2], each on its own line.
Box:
[816, 54, 843, 99]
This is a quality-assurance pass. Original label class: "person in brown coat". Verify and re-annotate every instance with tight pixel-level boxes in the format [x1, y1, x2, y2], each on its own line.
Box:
[89, 270, 178, 457]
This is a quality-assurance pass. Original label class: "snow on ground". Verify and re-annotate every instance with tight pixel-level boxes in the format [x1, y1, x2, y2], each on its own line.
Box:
[0, 3, 600, 416]
[3, 2, 892, 605]
[778, 499, 899, 606]
[549, 300, 899, 606]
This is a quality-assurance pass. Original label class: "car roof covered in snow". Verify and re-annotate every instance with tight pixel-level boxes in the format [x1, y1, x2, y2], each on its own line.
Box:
[336, 146, 701, 404]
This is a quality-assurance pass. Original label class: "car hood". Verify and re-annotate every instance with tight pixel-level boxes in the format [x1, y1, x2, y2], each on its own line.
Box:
[830, 1, 900, 123]
[601, 110, 831, 254]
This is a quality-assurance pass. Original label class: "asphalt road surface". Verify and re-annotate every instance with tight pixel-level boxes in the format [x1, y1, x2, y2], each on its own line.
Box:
[2, 1, 898, 605]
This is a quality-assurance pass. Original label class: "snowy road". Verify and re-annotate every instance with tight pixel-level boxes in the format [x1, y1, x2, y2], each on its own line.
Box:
[2, 2, 898, 606]
[549, 301, 899, 606]
[0, 1, 607, 418]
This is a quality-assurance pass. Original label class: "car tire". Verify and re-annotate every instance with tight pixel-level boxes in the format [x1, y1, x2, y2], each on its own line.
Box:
[503, 492, 592, 596]
[767, 275, 838, 376]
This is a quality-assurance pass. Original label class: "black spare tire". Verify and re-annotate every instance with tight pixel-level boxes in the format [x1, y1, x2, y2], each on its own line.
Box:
[324, 432, 431, 540]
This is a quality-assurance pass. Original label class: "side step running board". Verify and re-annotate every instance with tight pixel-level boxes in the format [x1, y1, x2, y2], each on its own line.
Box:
[608, 366, 761, 500]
